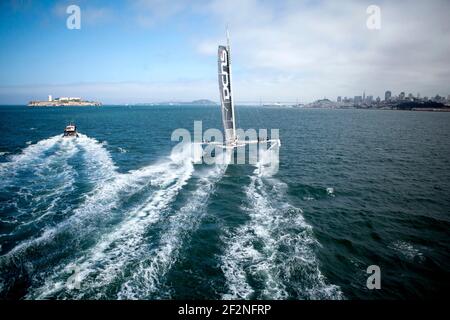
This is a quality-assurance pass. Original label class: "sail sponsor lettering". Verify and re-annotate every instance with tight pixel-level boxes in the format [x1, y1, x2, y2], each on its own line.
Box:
[220, 48, 230, 101]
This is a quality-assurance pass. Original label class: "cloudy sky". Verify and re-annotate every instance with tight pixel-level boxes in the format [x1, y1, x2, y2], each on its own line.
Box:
[0, 0, 449, 104]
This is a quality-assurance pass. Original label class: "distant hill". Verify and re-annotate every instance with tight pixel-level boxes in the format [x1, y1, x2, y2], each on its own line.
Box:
[189, 99, 217, 105]
[135, 99, 217, 106]
[307, 98, 334, 108]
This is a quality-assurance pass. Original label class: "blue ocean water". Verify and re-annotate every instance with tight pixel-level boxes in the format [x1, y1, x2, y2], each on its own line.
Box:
[0, 105, 449, 299]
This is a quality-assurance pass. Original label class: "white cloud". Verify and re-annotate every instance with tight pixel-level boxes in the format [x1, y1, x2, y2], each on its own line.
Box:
[196, 40, 218, 56]
[131, 0, 194, 27]
[195, 0, 450, 102]
[3, 0, 449, 103]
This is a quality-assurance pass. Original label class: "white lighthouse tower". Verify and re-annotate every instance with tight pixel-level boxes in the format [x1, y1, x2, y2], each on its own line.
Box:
[48, 95, 53, 102]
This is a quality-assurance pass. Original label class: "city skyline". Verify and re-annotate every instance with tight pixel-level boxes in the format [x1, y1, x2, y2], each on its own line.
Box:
[21, 88, 449, 106]
[336, 90, 449, 104]
[1, 0, 450, 104]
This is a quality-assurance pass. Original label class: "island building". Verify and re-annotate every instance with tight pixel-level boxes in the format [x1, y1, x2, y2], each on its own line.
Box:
[385, 91, 392, 101]
[29, 95, 101, 107]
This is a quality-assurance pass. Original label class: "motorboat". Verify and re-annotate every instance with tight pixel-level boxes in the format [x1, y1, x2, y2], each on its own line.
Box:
[63, 123, 78, 138]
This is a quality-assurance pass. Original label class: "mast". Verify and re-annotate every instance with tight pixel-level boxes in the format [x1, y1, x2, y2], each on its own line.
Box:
[227, 28, 237, 142]
[218, 27, 237, 144]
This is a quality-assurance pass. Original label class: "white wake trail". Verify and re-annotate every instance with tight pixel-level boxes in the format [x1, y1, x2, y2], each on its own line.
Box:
[26, 143, 200, 299]
[221, 147, 343, 300]
[0, 137, 83, 232]
[0, 135, 118, 252]
[0, 136, 61, 167]
[76, 134, 117, 184]
[0, 136, 63, 186]
[221, 176, 288, 299]
[16, 141, 79, 224]
[117, 163, 228, 299]
[0, 134, 114, 207]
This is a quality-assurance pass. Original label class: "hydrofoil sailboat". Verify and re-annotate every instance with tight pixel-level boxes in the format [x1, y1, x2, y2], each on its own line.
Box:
[203, 30, 281, 152]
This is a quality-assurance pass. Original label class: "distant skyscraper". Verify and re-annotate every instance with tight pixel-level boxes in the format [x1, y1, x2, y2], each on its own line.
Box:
[354, 96, 362, 104]
[363, 91, 366, 102]
[376, 96, 381, 103]
[337, 96, 342, 103]
[399, 92, 405, 100]
[385, 91, 392, 101]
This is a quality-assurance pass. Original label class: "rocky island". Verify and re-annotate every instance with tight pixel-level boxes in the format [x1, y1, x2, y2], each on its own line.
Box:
[28, 95, 101, 107]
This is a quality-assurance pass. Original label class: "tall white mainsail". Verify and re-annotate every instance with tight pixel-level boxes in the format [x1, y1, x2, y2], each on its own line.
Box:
[210, 30, 280, 151]
[218, 31, 236, 144]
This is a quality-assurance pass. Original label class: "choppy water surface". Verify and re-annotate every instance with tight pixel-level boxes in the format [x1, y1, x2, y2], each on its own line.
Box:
[0, 105, 449, 299]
